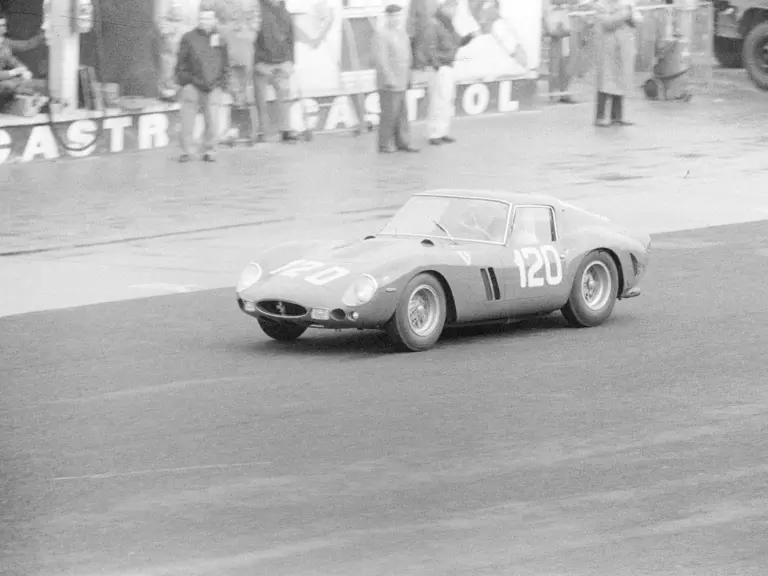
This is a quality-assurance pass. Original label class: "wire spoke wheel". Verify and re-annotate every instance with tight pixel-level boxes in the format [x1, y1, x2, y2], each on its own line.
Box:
[581, 261, 612, 311]
[407, 285, 440, 337]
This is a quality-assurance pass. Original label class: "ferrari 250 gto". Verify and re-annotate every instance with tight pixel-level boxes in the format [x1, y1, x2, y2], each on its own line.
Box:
[236, 189, 651, 352]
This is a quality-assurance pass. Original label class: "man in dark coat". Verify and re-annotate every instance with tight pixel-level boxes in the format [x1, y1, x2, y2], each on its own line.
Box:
[425, 0, 477, 145]
[175, 6, 231, 162]
[253, 0, 298, 143]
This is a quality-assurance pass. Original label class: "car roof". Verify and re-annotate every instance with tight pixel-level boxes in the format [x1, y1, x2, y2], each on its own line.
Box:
[414, 188, 564, 207]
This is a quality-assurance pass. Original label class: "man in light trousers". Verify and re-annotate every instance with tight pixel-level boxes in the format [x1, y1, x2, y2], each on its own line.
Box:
[426, 0, 476, 145]
[175, 7, 231, 162]
[374, 4, 419, 153]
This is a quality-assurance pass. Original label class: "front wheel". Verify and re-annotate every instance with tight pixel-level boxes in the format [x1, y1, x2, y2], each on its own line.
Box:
[561, 250, 619, 328]
[258, 318, 307, 341]
[743, 22, 768, 91]
[386, 273, 447, 352]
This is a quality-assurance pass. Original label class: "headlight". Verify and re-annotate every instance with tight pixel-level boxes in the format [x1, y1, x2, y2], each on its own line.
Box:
[236, 262, 263, 293]
[341, 274, 378, 307]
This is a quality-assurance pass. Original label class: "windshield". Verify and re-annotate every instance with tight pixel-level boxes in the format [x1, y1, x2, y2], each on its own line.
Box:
[379, 195, 510, 244]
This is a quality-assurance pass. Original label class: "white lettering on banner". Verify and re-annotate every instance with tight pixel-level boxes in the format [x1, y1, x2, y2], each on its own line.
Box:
[513, 245, 563, 288]
[0, 129, 11, 164]
[407, 88, 426, 122]
[292, 98, 320, 131]
[498, 81, 519, 113]
[22, 126, 59, 162]
[364, 92, 380, 127]
[462, 83, 490, 116]
[325, 96, 358, 131]
[104, 116, 132, 152]
[66, 120, 98, 158]
[138, 113, 169, 150]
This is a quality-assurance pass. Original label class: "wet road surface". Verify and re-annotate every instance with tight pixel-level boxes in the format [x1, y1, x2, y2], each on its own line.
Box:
[2, 220, 768, 576]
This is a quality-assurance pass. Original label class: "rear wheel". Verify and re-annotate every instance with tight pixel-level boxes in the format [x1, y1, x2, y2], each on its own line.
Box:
[743, 22, 768, 91]
[258, 318, 307, 341]
[561, 250, 619, 328]
[386, 273, 447, 352]
[713, 35, 743, 68]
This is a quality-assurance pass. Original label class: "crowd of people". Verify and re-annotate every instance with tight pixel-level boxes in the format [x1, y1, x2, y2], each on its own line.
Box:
[0, 0, 658, 162]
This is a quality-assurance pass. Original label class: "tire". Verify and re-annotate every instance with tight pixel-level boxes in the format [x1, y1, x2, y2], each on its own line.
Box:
[743, 22, 768, 91]
[258, 318, 307, 341]
[561, 250, 619, 328]
[386, 273, 447, 352]
[713, 35, 743, 68]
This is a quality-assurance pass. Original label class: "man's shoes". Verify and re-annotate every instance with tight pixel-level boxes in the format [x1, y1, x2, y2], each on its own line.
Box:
[397, 145, 420, 153]
[441, 136, 456, 143]
[282, 131, 299, 143]
[202, 153, 216, 162]
[612, 119, 635, 126]
[429, 138, 442, 146]
[179, 154, 191, 163]
[379, 146, 396, 153]
[594, 119, 611, 128]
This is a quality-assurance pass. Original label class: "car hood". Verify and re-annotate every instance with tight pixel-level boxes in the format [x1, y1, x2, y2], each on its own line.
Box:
[239, 235, 471, 301]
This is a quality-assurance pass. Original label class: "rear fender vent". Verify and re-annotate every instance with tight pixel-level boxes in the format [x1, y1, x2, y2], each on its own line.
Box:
[421, 239, 435, 247]
[480, 267, 501, 301]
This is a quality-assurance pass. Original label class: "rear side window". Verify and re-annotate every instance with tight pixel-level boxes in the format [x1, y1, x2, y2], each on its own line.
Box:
[510, 206, 557, 245]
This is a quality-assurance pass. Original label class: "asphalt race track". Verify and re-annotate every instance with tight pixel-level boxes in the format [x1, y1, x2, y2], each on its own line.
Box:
[2, 221, 768, 576]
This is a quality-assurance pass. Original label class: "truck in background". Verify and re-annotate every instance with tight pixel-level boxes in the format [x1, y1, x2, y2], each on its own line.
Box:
[713, 0, 768, 89]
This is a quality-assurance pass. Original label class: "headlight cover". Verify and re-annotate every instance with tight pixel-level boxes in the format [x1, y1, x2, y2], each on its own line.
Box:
[341, 274, 379, 307]
[236, 262, 263, 293]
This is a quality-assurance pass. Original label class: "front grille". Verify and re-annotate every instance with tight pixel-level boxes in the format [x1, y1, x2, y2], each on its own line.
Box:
[257, 300, 308, 317]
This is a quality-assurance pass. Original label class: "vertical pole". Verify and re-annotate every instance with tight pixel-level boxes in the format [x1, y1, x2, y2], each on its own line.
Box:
[48, 0, 81, 111]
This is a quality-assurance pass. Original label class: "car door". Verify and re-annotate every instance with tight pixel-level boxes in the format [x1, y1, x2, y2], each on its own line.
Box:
[501, 204, 569, 314]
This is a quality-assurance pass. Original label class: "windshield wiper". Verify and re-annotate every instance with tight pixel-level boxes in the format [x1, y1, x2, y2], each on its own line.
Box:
[431, 219, 456, 242]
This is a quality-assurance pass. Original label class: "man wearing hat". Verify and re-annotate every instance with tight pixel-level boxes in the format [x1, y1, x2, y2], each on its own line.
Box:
[374, 3, 419, 153]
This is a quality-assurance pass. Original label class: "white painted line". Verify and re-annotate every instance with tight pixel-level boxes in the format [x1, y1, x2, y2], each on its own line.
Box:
[53, 462, 268, 482]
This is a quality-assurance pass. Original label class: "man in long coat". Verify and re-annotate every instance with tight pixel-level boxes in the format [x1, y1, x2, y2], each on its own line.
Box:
[594, 0, 641, 126]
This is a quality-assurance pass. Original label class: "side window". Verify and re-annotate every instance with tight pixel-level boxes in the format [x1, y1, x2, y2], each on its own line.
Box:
[510, 206, 557, 246]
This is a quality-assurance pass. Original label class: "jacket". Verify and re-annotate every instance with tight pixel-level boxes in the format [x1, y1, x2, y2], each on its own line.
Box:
[408, 0, 438, 69]
[429, 11, 473, 68]
[0, 39, 25, 82]
[254, 0, 294, 65]
[175, 28, 230, 92]
[374, 27, 413, 92]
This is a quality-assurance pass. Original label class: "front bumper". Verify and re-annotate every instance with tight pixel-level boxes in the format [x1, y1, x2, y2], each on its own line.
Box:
[236, 292, 400, 330]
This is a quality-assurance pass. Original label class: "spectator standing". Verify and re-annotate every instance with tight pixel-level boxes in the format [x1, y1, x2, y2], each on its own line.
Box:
[253, 0, 298, 143]
[593, 0, 642, 126]
[425, 0, 477, 146]
[374, 4, 419, 154]
[0, 12, 46, 114]
[543, 0, 577, 104]
[175, 6, 231, 162]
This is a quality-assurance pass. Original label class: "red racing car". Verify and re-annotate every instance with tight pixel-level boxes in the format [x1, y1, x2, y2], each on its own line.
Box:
[236, 189, 652, 352]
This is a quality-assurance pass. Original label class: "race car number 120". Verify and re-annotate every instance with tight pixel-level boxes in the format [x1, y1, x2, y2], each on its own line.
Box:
[513, 245, 563, 288]
[269, 260, 351, 286]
